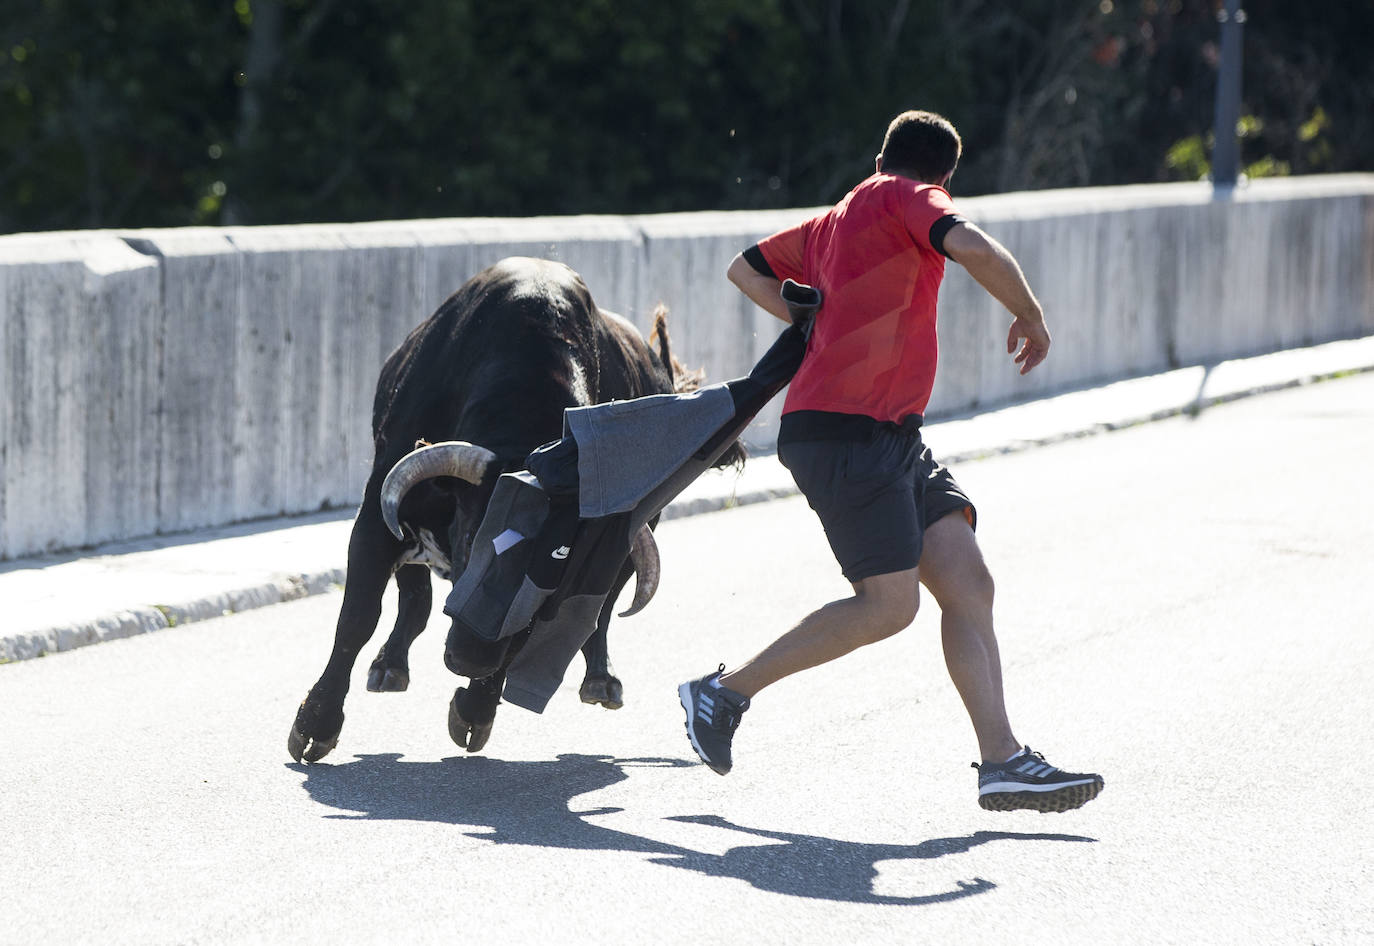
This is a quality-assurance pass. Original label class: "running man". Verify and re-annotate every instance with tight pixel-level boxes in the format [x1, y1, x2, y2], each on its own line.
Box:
[678, 110, 1103, 813]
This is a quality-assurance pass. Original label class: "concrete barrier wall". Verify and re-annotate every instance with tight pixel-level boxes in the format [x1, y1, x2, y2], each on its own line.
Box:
[0, 235, 161, 556]
[927, 176, 1374, 415]
[2, 174, 1371, 560]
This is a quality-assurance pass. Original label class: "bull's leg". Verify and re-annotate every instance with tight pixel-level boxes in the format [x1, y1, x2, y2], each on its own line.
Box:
[289, 506, 401, 763]
[579, 559, 631, 710]
[366, 564, 433, 692]
[448, 671, 506, 753]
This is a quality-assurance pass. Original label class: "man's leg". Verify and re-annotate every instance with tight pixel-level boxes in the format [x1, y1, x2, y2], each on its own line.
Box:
[681, 430, 924, 774]
[919, 508, 1104, 810]
[680, 569, 918, 775]
[916, 512, 1021, 763]
[719, 568, 920, 698]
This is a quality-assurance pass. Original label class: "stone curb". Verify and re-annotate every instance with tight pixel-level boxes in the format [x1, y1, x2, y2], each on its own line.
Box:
[0, 568, 348, 663]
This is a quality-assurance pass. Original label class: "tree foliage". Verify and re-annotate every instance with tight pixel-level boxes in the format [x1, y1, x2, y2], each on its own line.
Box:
[1, 0, 1368, 233]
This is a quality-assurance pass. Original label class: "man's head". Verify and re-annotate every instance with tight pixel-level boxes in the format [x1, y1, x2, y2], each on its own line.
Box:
[876, 110, 961, 187]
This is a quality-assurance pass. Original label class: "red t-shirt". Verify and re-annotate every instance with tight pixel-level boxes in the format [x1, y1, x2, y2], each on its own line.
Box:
[756, 173, 957, 425]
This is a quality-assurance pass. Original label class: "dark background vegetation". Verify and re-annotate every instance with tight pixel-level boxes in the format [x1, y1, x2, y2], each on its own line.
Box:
[1, 0, 1368, 234]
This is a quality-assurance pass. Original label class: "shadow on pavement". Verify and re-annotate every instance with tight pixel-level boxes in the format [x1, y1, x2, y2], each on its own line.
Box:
[289, 752, 1096, 905]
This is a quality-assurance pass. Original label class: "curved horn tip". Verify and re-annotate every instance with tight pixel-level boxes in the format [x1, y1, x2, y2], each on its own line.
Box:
[619, 525, 660, 617]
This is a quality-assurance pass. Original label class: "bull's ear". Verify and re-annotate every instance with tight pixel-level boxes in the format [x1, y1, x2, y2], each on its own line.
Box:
[650, 305, 672, 371]
[650, 304, 669, 346]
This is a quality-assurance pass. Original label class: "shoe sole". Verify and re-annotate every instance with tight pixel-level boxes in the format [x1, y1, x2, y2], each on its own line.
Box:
[678, 682, 729, 775]
[979, 778, 1104, 813]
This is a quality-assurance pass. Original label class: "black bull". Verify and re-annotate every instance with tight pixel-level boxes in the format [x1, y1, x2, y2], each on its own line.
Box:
[288, 257, 737, 763]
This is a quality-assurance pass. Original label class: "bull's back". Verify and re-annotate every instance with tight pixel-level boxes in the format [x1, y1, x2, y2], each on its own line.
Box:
[594, 308, 676, 401]
[371, 258, 663, 465]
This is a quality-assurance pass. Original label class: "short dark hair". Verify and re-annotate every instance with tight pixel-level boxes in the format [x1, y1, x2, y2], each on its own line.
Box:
[878, 110, 962, 183]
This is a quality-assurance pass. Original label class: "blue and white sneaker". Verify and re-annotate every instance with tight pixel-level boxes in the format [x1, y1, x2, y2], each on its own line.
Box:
[974, 747, 1103, 812]
[678, 665, 750, 775]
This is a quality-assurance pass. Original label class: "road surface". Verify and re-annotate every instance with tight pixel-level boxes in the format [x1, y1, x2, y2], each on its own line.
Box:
[2, 374, 1371, 945]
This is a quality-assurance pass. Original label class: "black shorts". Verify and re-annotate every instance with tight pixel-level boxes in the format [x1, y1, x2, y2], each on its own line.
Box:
[778, 424, 975, 583]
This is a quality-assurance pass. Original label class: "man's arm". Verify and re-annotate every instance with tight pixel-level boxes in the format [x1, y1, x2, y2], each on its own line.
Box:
[942, 221, 1051, 375]
[727, 253, 791, 324]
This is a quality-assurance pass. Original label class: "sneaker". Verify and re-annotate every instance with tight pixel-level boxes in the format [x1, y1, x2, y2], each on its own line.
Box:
[678, 665, 750, 775]
[974, 747, 1103, 813]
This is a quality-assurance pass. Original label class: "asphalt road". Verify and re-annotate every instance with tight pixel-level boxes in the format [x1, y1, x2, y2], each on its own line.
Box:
[3, 373, 1372, 945]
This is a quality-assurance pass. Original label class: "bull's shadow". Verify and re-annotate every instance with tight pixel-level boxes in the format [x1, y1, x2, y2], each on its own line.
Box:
[289, 752, 1096, 905]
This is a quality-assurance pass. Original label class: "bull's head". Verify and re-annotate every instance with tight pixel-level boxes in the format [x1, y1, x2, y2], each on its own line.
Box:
[379, 440, 498, 548]
[374, 440, 498, 586]
[378, 440, 660, 617]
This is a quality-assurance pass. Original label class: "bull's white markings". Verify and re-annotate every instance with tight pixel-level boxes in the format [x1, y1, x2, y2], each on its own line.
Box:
[401, 527, 453, 578]
[492, 529, 524, 555]
[551, 546, 571, 560]
[568, 359, 591, 406]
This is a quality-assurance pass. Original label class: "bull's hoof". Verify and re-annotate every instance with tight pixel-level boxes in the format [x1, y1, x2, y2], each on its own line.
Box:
[289, 700, 343, 763]
[579, 674, 624, 710]
[366, 664, 410, 692]
[448, 687, 496, 753]
[288, 721, 340, 763]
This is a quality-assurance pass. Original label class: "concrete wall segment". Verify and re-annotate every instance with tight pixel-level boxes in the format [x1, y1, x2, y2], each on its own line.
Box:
[0, 234, 160, 557]
[124, 230, 242, 534]
[222, 227, 353, 518]
[939, 175, 1374, 404]
[1355, 192, 1374, 337]
[0, 259, 6, 555]
[1, 175, 1371, 559]
[408, 215, 642, 327]
[82, 260, 163, 546]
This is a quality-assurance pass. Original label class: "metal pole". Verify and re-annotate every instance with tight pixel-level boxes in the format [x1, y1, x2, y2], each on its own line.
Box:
[1212, 0, 1246, 187]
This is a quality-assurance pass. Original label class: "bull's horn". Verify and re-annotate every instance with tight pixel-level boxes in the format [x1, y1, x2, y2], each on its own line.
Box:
[619, 524, 660, 617]
[380, 441, 498, 540]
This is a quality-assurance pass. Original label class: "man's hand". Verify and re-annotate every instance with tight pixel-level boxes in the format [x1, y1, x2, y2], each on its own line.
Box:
[944, 221, 1050, 375]
[1007, 318, 1050, 375]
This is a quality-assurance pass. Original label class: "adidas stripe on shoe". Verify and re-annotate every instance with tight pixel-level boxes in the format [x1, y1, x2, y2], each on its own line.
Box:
[678, 665, 749, 775]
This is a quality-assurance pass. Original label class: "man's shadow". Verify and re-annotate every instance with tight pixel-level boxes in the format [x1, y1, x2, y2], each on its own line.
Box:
[289, 752, 1095, 905]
